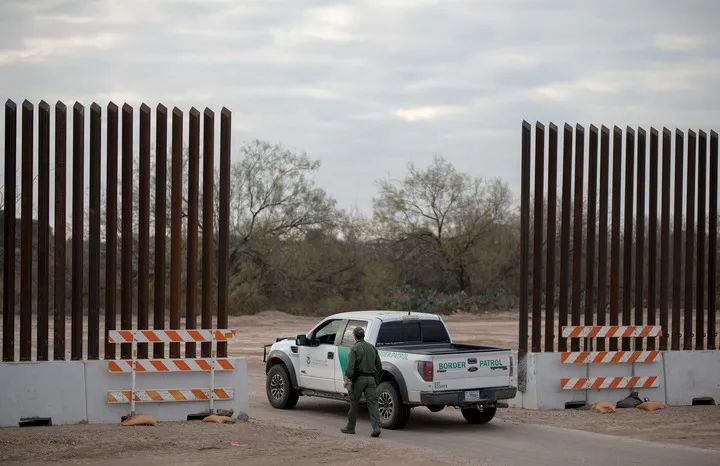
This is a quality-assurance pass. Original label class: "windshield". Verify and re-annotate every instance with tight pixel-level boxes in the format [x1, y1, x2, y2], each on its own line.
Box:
[376, 319, 450, 346]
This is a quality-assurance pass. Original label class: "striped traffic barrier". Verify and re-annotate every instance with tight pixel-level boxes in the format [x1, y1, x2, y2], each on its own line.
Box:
[560, 351, 660, 364]
[108, 358, 235, 373]
[108, 329, 236, 415]
[108, 329, 236, 344]
[561, 325, 663, 339]
[107, 388, 234, 404]
[557, 325, 662, 396]
[560, 376, 659, 390]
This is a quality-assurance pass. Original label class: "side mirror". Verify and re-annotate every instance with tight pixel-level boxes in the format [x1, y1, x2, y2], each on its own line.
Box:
[296, 334, 308, 346]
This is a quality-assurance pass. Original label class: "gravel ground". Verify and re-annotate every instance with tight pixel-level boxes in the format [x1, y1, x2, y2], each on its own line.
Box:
[497, 405, 720, 451]
[0, 420, 454, 465]
[1, 310, 719, 464]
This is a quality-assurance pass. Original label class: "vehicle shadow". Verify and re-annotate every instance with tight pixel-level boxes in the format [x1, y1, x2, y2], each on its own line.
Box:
[290, 398, 508, 433]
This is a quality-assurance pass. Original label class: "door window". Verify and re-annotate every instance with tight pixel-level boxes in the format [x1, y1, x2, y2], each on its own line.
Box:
[340, 320, 368, 346]
[311, 319, 342, 346]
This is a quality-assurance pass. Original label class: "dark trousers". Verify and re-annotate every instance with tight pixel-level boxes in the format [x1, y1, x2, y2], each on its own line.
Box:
[346, 375, 380, 432]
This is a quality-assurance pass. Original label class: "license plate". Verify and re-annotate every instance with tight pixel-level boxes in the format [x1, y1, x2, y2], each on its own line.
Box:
[464, 390, 480, 402]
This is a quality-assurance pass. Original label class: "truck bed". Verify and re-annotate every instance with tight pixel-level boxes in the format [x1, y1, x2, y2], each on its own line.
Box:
[378, 342, 509, 355]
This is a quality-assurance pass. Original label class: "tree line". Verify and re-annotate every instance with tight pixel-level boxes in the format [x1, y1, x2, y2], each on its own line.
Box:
[0, 140, 520, 315]
[223, 141, 519, 314]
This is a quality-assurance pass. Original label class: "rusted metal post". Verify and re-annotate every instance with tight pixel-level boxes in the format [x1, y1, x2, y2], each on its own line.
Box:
[585, 125, 598, 350]
[121, 104, 133, 359]
[186, 108, 200, 358]
[659, 129, 671, 350]
[54, 101, 67, 360]
[597, 126, 610, 351]
[105, 102, 118, 359]
[635, 128, 646, 350]
[88, 103, 101, 360]
[218, 108, 231, 358]
[558, 124, 573, 352]
[519, 121, 531, 355]
[138, 104, 151, 359]
[170, 108, 183, 359]
[622, 127, 635, 351]
[37, 101, 50, 361]
[154, 104, 168, 358]
[672, 130, 684, 351]
[20, 100, 33, 361]
[544, 123, 558, 352]
[696, 131, 707, 350]
[3, 100, 17, 362]
[571, 124, 585, 352]
[610, 127, 623, 351]
[532, 122, 544, 353]
[71, 102, 84, 361]
[684, 131, 696, 350]
[202, 109, 215, 358]
[709, 131, 718, 350]
[647, 129, 659, 350]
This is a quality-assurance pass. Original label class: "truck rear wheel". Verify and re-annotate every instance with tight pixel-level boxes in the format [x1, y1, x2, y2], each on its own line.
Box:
[267, 364, 300, 409]
[461, 406, 496, 424]
[376, 381, 410, 429]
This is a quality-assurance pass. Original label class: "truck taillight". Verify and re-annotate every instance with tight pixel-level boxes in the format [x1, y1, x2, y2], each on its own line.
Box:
[417, 361, 433, 382]
[509, 355, 514, 377]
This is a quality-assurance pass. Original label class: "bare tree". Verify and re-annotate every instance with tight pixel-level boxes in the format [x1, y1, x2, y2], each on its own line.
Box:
[229, 140, 335, 244]
[374, 156, 512, 293]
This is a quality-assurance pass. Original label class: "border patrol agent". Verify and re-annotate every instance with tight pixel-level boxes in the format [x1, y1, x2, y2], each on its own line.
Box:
[342, 326, 382, 437]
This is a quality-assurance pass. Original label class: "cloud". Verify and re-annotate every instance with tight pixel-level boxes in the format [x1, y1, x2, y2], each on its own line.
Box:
[394, 105, 462, 122]
[0, 33, 124, 66]
[654, 34, 705, 52]
[1, 0, 720, 212]
[38, 14, 95, 24]
[272, 4, 359, 45]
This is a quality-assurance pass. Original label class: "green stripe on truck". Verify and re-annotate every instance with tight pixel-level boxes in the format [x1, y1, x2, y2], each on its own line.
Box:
[338, 345, 350, 376]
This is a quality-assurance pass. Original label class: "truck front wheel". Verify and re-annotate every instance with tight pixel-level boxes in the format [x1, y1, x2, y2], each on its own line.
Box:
[461, 406, 496, 424]
[376, 381, 411, 429]
[266, 364, 300, 409]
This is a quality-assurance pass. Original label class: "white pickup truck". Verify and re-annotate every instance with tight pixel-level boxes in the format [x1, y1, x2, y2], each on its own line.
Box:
[263, 310, 516, 429]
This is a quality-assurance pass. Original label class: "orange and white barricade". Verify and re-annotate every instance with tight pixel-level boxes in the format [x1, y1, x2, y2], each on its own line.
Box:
[559, 325, 663, 392]
[560, 375, 659, 391]
[562, 325, 663, 339]
[107, 329, 236, 415]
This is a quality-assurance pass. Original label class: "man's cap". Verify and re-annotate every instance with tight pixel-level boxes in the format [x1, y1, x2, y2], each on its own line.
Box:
[353, 327, 365, 339]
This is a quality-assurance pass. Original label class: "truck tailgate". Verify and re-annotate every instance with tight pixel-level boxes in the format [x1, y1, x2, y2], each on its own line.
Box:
[432, 351, 511, 391]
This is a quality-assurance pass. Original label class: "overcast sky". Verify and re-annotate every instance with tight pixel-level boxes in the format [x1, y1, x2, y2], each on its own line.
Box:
[1, 0, 720, 213]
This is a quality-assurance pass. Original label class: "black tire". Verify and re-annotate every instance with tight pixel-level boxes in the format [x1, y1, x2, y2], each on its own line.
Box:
[427, 405, 445, 413]
[266, 364, 300, 409]
[376, 381, 411, 429]
[461, 406, 496, 424]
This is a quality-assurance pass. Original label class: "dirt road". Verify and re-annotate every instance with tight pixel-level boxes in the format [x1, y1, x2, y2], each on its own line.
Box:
[2, 311, 719, 465]
[239, 312, 719, 464]
[249, 390, 719, 465]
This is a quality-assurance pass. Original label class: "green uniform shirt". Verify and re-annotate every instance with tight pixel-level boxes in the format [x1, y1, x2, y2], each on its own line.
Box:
[345, 339, 382, 380]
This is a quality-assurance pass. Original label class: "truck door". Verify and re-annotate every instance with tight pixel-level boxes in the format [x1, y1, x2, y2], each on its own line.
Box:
[335, 320, 369, 393]
[298, 319, 343, 392]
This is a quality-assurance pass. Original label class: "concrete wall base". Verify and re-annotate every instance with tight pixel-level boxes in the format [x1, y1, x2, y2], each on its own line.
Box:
[664, 351, 720, 405]
[510, 351, 719, 410]
[0, 358, 249, 427]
